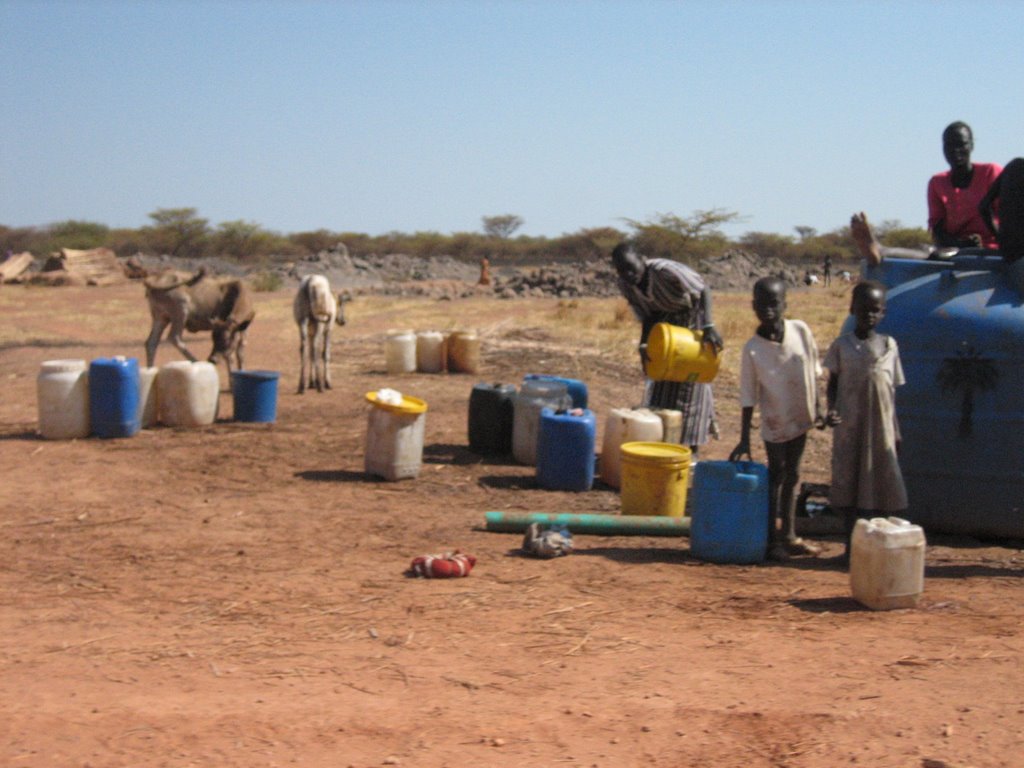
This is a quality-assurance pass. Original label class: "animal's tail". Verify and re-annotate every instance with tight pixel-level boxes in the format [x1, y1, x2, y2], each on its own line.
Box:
[307, 276, 333, 322]
[143, 266, 208, 292]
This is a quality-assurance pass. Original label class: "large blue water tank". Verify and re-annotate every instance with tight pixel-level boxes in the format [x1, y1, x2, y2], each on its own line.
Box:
[864, 255, 1024, 538]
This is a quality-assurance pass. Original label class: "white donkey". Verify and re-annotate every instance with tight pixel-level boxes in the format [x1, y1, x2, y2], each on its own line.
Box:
[293, 275, 346, 393]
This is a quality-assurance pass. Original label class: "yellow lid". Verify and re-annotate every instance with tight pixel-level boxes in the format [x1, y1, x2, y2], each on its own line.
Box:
[620, 441, 691, 464]
[364, 391, 428, 414]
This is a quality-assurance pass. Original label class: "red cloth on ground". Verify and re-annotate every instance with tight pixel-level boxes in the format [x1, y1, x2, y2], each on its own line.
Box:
[409, 551, 476, 578]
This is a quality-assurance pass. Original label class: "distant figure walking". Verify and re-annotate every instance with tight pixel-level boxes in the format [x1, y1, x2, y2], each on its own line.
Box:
[823, 254, 833, 286]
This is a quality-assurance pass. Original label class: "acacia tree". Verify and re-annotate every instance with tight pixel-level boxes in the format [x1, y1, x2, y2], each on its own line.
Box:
[739, 231, 796, 262]
[211, 220, 285, 261]
[145, 208, 209, 257]
[623, 208, 739, 264]
[47, 220, 110, 250]
[482, 214, 524, 239]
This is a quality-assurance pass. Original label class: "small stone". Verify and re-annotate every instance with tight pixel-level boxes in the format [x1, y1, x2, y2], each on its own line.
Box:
[492, 738, 505, 747]
[641, 725, 652, 733]
[383, 757, 400, 765]
[610, 737, 619, 744]
[943, 724, 954, 737]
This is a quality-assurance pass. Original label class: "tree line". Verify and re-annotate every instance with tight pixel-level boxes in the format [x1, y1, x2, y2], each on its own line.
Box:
[0, 207, 930, 268]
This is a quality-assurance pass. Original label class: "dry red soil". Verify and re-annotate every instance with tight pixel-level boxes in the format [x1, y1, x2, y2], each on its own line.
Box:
[1, 283, 1021, 768]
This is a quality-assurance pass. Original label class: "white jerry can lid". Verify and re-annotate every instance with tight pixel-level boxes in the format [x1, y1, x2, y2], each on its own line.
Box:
[855, 516, 926, 546]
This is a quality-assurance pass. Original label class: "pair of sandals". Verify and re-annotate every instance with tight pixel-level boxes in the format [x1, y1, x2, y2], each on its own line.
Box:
[767, 537, 822, 561]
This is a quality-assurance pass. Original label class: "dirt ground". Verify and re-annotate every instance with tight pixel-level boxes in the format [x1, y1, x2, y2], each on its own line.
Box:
[1, 282, 1022, 768]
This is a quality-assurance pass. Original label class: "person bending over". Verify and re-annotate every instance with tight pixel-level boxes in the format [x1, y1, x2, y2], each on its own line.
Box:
[612, 242, 723, 455]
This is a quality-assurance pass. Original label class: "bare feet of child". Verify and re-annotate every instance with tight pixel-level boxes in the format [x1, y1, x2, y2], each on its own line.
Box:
[850, 212, 883, 267]
[786, 537, 822, 556]
[767, 538, 821, 561]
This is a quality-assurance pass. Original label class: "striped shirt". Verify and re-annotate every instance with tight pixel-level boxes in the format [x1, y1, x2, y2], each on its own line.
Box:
[618, 258, 708, 329]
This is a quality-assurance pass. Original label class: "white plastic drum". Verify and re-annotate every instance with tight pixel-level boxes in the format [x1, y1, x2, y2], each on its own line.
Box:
[37, 359, 90, 439]
[157, 361, 220, 427]
[448, 330, 481, 374]
[600, 407, 664, 488]
[512, 380, 572, 466]
[137, 365, 159, 429]
[416, 331, 446, 373]
[385, 331, 417, 374]
[649, 408, 683, 445]
[364, 391, 428, 481]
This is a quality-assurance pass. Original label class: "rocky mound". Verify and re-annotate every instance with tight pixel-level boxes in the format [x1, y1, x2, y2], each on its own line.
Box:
[10, 246, 809, 298]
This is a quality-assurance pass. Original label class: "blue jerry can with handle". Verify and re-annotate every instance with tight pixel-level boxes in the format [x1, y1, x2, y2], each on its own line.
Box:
[689, 460, 769, 564]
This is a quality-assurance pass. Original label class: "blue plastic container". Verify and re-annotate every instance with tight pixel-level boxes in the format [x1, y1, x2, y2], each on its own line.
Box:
[468, 382, 516, 455]
[536, 407, 596, 491]
[861, 255, 1024, 537]
[88, 357, 140, 438]
[232, 370, 280, 423]
[689, 461, 769, 564]
[524, 374, 588, 409]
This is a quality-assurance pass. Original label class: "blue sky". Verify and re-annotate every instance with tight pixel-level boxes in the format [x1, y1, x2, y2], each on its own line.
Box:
[2, 0, 1022, 240]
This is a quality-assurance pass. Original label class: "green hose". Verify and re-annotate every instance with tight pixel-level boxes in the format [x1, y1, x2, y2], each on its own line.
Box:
[484, 510, 690, 536]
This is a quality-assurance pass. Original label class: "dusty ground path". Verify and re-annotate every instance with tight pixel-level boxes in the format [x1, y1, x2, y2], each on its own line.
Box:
[0, 283, 1021, 768]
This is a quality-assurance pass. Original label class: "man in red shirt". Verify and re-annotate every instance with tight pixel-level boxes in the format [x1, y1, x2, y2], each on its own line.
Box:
[927, 121, 1001, 248]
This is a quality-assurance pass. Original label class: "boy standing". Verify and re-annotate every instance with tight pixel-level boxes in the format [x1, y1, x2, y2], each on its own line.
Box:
[730, 277, 823, 560]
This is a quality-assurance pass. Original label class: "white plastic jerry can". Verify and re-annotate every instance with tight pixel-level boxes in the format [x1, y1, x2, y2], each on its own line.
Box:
[37, 359, 90, 439]
[157, 361, 220, 427]
[385, 331, 416, 375]
[599, 407, 664, 488]
[850, 517, 926, 610]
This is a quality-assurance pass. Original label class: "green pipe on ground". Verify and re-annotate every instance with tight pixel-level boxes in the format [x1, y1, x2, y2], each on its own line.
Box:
[484, 511, 690, 536]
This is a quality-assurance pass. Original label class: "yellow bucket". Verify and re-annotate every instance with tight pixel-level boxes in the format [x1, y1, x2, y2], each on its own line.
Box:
[620, 442, 692, 517]
[646, 322, 721, 383]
